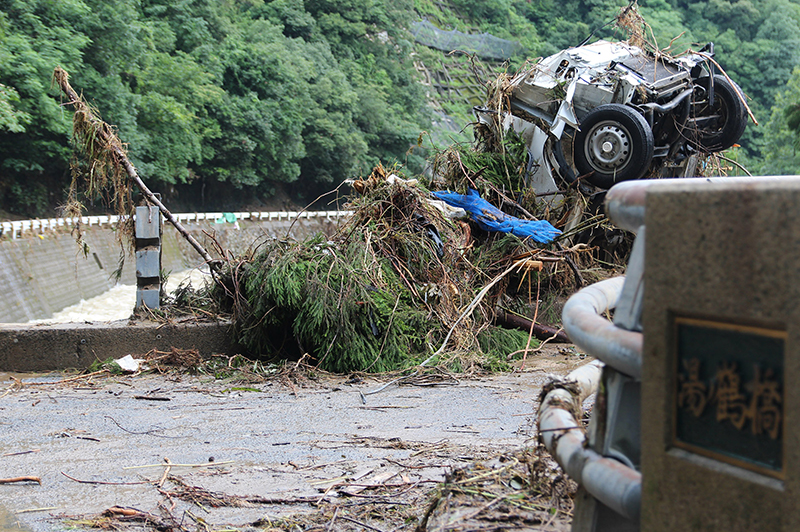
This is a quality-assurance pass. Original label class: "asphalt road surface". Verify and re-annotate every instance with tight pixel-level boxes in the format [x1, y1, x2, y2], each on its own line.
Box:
[0, 354, 586, 532]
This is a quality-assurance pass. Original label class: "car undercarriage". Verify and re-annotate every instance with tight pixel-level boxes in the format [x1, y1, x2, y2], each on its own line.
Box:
[475, 40, 750, 195]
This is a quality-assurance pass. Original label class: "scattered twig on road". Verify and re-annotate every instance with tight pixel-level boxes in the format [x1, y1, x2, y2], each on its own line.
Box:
[17, 507, 58, 514]
[2, 449, 40, 457]
[157, 458, 173, 488]
[61, 472, 151, 485]
[338, 515, 387, 532]
[133, 395, 171, 401]
[11, 370, 110, 387]
[104, 415, 183, 439]
[0, 476, 41, 484]
[123, 460, 233, 470]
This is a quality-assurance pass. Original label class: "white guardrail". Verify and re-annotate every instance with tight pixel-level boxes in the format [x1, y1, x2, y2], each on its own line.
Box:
[0, 211, 353, 240]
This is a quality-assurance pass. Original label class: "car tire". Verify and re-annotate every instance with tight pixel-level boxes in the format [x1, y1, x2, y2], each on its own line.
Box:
[691, 75, 747, 152]
[574, 104, 655, 189]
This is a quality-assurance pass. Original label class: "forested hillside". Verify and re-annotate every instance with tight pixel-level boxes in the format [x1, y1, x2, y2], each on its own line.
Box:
[2, 0, 800, 217]
[0, 0, 428, 215]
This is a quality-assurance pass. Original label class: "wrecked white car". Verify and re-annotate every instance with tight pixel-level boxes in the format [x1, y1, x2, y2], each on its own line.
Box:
[475, 40, 749, 192]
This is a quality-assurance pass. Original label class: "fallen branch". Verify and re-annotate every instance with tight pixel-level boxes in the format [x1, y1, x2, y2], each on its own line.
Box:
[53, 67, 219, 271]
[0, 476, 41, 484]
[133, 395, 171, 401]
[16, 507, 58, 514]
[157, 458, 173, 488]
[556, 242, 585, 288]
[123, 460, 233, 470]
[496, 309, 571, 343]
[15, 370, 109, 386]
[338, 516, 387, 532]
[61, 472, 151, 485]
[716, 153, 753, 176]
[3, 449, 40, 457]
[364, 258, 525, 397]
[101, 506, 175, 530]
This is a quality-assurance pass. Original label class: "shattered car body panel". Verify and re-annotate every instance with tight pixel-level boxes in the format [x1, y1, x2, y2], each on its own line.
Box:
[508, 41, 650, 127]
[476, 40, 749, 197]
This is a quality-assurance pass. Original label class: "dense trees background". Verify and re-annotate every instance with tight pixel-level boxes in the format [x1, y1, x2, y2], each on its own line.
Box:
[0, 0, 428, 215]
[2, 0, 800, 217]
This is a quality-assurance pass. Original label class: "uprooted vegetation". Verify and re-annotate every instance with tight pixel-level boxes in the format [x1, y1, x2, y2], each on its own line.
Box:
[193, 2, 757, 374]
[65, 447, 575, 532]
[55, 61, 628, 376]
[203, 144, 611, 374]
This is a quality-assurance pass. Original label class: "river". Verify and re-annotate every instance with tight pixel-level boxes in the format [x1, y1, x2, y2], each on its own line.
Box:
[30, 268, 210, 323]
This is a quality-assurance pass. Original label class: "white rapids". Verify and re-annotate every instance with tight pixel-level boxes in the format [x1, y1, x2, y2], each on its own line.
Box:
[30, 268, 211, 323]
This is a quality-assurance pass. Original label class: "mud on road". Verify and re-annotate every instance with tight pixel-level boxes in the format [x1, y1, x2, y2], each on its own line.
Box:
[0, 350, 587, 532]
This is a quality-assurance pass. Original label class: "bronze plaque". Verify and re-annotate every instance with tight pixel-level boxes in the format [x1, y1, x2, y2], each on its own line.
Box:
[673, 317, 785, 478]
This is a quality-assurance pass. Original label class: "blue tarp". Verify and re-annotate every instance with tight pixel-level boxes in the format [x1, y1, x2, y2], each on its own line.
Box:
[431, 189, 561, 244]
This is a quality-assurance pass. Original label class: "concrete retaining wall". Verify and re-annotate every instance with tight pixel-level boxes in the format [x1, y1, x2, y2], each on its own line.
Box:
[0, 320, 234, 372]
[0, 214, 342, 323]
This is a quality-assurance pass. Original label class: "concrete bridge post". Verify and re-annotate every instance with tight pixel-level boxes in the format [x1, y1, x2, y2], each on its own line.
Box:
[134, 205, 161, 310]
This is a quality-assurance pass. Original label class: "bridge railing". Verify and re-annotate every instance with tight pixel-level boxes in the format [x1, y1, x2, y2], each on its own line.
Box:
[0, 211, 353, 240]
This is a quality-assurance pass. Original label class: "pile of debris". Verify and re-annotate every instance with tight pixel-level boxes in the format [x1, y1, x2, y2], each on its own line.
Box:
[475, 1, 753, 196]
[52, 59, 612, 377]
[208, 140, 603, 374]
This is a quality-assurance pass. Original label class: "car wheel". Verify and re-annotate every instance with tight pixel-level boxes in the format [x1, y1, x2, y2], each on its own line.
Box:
[691, 75, 747, 152]
[574, 104, 655, 189]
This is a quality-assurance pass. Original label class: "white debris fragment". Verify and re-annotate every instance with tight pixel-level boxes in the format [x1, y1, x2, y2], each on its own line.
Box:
[425, 198, 467, 219]
[114, 355, 141, 373]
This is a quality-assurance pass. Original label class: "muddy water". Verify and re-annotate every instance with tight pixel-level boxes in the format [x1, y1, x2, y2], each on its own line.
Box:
[30, 268, 209, 323]
[0, 506, 32, 532]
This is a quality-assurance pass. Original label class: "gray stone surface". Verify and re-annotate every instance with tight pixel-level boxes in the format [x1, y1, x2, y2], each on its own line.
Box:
[0, 362, 582, 532]
[134, 249, 161, 279]
[135, 288, 160, 310]
[0, 230, 127, 323]
[0, 320, 234, 372]
[134, 205, 160, 239]
[642, 177, 800, 531]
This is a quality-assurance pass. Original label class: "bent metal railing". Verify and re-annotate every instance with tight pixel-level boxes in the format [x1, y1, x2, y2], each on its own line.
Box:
[538, 180, 649, 524]
[0, 211, 353, 240]
[540, 278, 643, 521]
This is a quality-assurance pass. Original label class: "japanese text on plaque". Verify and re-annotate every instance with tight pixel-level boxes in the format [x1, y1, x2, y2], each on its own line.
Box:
[678, 359, 782, 440]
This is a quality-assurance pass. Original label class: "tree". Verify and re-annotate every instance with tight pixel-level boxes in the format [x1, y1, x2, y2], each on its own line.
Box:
[0, 0, 92, 215]
[760, 66, 800, 175]
[0, 83, 28, 133]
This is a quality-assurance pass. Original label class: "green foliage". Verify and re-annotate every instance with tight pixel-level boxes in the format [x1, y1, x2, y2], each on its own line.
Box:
[449, 0, 512, 26]
[88, 357, 123, 374]
[0, 0, 428, 215]
[638, 0, 695, 52]
[477, 326, 535, 370]
[432, 130, 530, 196]
[760, 66, 800, 174]
[0, 0, 90, 215]
[4, 0, 800, 210]
[208, 176, 542, 373]
[0, 83, 28, 133]
[229, 230, 435, 373]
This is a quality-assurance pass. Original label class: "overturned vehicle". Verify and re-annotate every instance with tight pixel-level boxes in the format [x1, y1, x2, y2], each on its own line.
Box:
[475, 40, 750, 193]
